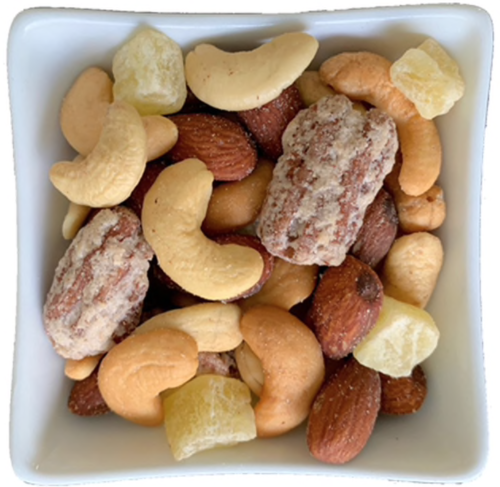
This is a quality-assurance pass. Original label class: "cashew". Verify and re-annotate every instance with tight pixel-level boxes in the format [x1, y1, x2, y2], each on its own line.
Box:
[141, 158, 264, 301]
[319, 52, 442, 196]
[295, 70, 336, 107]
[98, 328, 198, 427]
[239, 257, 319, 312]
[64, 354, 103, 381]
[134, 302, 242, 352]
[382, 232, 444, 308]
[234, 342, 264, 397]
[185, 32, 319, 111]
[62, 201, 92, 239]
[240, 305, 325, 437]
[203, 159, 274, 235]
[143, 115, 178, 162]
[50, 101, 147, 207]
[60, 67, 113, 156]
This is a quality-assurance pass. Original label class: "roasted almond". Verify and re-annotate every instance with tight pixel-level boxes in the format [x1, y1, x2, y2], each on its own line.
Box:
[168, 113, 257, 181]
[380, 365, 427, 415]
[307, 357, 381, 464]
[238, 84, 304, 160]
[68, 367, 110, 417]
[308, 255, 384, 359]
[350, 188, 398, 268]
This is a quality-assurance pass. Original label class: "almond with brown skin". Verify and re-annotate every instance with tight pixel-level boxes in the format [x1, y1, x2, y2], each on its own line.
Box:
[168, 113, 257, 181]
[68, 367, 110, 417]
[350, 188, 398, 268]
[308, 255, 383, 359]
[380, 365, 427, 415]
[307, 357, 381, 464]
[238, 84, 304, 160]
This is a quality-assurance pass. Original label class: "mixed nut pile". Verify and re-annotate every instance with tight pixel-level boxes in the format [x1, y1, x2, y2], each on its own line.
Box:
[43, 27, 464, 463]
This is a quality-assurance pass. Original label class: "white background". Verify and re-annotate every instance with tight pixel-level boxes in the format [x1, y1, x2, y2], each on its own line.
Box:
[1, 1, 498, 487]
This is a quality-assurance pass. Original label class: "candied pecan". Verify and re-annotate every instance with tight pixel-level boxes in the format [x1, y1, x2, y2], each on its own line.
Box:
[43, 207, 153, 360]
[257, 94, 398, 266]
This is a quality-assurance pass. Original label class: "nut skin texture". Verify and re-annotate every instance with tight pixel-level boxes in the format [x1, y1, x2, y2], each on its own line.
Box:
[380, 365, 427, 415]
[320, 52, 442, 197]
[308, 256, 384, 360]
[238, 84, 304, 160]
[43, 207, 153, 360]
[350, 188, 398, 268]
[68, 367, 110, 417]
[240, 305, 325, 438]
[213, 234, 274, 301]
[307, 357, 381, 465]
[98, 328, 199, 427]
[257, 94, 398, 266]
[168, 113, 257, 181]
[202, 158, 274, 235]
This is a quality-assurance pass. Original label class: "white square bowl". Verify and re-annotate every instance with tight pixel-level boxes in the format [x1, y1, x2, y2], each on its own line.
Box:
[7, 4, 493, 485]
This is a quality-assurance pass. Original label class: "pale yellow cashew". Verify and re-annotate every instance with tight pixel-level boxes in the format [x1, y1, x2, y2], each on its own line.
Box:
[50, 101, 147, 207]
[185, 32, 319, 111]
[141, 158, 264, 301]
[134, 302, 243, 352]
[319, 52, 442, 196]
[64, 354, 103, 381]
[142, 115, 178, 162]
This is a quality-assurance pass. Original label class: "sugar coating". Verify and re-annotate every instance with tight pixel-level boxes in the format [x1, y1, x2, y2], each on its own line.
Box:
[43, 207, 153, 360]
[257, 94, 398, 266]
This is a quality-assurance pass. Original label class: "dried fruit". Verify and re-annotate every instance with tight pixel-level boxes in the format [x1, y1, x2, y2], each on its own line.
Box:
[308, 256, 384, 359]
[163, 374, 256, 461]
[168, 113, 257, 181]
[354, 295, 439, 378]
[380, 365, 427, 415]
[307, 357, 381, 464]
[112, 28, 187, 116]
[238, 84, 304, 160]
[390, 38, 465, 119]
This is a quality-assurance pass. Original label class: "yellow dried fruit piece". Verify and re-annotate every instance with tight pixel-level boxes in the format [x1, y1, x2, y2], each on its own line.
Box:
[390, 38, 465, 119]
[113, 28, 187, 116]
[353, 295, 439, 378]
[163, 374, 256, 461]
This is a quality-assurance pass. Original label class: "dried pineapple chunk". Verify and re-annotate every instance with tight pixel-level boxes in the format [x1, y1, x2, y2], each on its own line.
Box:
[162, 374, 256, 461]
[112, 28, 187, 116]
[353, 295, 439, 378]
[390, 38, 465, 119]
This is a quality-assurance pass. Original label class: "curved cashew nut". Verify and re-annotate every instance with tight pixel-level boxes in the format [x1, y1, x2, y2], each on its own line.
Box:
[240, 305, 325, 437]
[141, 158, 264, 301]
[64, 354, 103, 381]
[234, 342, 264, 397]
[134, 302, 243, 352]
[60, 67, 113, 156]
[319, 52, 441, 196]
[185, 32, 319, 111]
[50, 101, 147, 208]
[143, 115, 178, 162]
[98, 328, 198, 427]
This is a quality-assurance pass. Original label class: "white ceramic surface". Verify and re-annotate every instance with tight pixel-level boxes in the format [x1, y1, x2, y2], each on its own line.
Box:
[7, 4, 492, 485]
